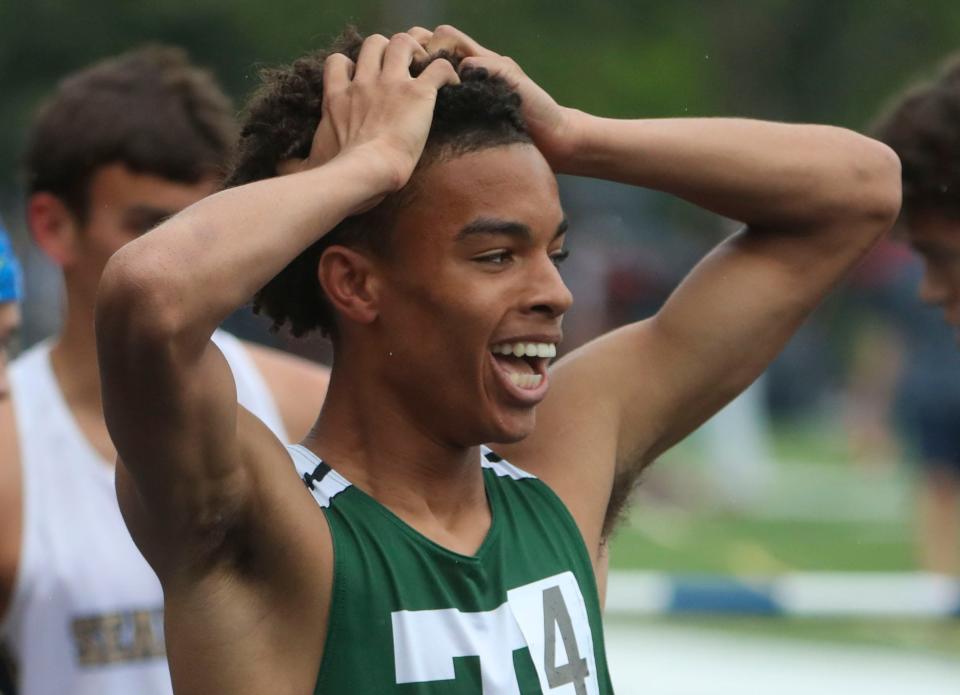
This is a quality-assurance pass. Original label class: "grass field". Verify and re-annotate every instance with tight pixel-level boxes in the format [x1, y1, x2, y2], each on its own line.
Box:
[603, 418, 960, 663]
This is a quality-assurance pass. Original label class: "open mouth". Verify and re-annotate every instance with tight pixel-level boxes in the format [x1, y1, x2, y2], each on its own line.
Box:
[489, 341, 557, 391]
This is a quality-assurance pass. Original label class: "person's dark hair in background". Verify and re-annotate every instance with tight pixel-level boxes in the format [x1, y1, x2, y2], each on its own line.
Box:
[24, 44, 237, 222]
[873, 55, 960, 221]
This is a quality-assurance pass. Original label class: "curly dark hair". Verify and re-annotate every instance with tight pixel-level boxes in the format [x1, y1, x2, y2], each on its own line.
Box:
[872, 53, 960, 221]
[226, 28, 533, 338]
[24, 44, 237, 223]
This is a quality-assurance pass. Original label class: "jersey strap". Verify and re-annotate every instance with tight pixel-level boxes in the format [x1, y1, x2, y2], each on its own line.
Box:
[287, 444, 351, 509]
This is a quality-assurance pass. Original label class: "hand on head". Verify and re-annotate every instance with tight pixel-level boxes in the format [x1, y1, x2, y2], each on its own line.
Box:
[407, 25, 577, 171]
[282, 32, 460, 204]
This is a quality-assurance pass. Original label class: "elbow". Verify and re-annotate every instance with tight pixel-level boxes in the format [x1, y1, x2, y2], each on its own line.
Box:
[859, 138, 902, 229]
[95, 244, 188, 354]
[840, 134, 903, 237]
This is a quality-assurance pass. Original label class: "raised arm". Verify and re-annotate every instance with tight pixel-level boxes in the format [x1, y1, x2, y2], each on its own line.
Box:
[418, 26, 902, 552]
[95, 34, 459, 573]
[550, 114, 902, 458]
[538, 115, 900, 542]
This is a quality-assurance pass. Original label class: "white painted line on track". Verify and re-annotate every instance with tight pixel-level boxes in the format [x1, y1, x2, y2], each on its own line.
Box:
[604, 621, 960, 695]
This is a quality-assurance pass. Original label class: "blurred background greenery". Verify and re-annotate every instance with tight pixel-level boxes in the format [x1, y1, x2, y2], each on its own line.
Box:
[3, 0, 960, 195]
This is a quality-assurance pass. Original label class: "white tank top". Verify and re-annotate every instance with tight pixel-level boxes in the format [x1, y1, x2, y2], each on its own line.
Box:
[0, 330, 289, 695]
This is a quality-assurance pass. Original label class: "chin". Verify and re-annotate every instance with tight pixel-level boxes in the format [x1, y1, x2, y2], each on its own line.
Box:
[483, 410, 536, 445]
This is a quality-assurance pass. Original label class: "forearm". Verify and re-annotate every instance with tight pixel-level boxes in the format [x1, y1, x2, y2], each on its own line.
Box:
[560, 113, 901, 232]
[98, 150, 392, 347]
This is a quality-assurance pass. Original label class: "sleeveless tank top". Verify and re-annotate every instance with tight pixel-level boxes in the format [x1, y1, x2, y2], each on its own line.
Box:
[288, 444, 614, 694]
[1, 330, 289, 695]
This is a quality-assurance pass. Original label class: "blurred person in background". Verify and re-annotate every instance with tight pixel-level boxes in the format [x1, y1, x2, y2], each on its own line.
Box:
[854, 54, 960, 576]
[0, 222, 23, 695]
[0, 222, 22, 400]
[0, 46, 329, 695]
[95, 25, 898, 692]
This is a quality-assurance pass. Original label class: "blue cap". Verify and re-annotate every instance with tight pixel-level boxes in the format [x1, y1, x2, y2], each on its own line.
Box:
[0, 221, 24, 303]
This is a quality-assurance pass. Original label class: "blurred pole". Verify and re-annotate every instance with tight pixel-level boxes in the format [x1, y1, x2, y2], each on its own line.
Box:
[700, 376, 773, 509]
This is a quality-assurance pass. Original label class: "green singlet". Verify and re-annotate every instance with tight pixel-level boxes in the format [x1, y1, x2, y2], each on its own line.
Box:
[288, 444, 614, 694]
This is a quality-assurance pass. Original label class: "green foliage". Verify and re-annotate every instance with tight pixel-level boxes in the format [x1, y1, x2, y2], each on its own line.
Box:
[1, 0, 960, 195]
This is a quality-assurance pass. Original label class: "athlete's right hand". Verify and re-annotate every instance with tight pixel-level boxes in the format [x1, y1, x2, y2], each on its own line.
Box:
[291, 33, 460, 203]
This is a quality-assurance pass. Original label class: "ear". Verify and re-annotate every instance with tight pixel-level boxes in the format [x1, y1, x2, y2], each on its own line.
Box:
[317, 246, 382, 327]
[26, 192, 82, 268]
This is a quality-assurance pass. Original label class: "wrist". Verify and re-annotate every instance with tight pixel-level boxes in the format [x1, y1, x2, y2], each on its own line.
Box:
[324, 146, 405, 215]
[548, 108, 594, 175]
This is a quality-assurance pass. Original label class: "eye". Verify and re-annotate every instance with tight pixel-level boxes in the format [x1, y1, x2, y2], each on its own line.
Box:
[474, 250, 513, 265]
[550, 248, 570, 267]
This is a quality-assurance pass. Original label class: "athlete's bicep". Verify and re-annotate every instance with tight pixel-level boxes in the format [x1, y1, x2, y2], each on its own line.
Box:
[100, 333, 253, 552]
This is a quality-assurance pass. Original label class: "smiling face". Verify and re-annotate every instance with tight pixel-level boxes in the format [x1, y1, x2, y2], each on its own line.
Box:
[908, 211, 960, 341]
[369, 144, 572, 445]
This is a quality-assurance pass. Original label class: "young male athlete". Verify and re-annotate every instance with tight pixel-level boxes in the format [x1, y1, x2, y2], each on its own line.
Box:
[0, 47, 329, 695]
[870, 54, 960, 574]
[96, 27, 901, 693]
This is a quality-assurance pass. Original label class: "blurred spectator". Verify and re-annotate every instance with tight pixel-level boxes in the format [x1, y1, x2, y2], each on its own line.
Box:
[853, 53, 960, 575]
[0, 221, 22, 398]
[0, 220, 23, 695]
[0, 46, 328, 695]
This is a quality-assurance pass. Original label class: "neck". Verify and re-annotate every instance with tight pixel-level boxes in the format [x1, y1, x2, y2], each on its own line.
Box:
[307, 356, 487, 524]
[49, 291, 101, 412]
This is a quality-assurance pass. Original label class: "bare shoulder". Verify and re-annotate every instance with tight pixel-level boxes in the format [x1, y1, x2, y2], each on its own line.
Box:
[243, 341, 330, 441]
[0, 399, 22, 616]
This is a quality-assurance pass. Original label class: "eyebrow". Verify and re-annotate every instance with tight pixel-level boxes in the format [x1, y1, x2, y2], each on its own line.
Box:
[455, 216, 568, 243]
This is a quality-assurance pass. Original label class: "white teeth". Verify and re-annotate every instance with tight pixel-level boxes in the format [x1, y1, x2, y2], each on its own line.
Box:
[491, 342, 558, 358]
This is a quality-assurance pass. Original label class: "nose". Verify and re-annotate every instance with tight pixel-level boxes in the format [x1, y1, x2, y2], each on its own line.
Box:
[527, 256, 573, 319]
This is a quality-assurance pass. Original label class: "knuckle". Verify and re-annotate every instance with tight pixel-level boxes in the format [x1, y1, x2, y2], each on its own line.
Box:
[434, 24, 457, 36]
[324, 53, 348, 69]
[366, 33, 389, 45]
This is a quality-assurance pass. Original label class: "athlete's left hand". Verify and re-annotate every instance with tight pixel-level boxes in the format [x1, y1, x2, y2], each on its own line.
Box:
[407, 25, 581, 172]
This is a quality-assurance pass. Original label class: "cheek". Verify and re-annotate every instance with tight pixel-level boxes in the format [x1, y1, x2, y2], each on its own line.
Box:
[81, 222, 135, 263]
